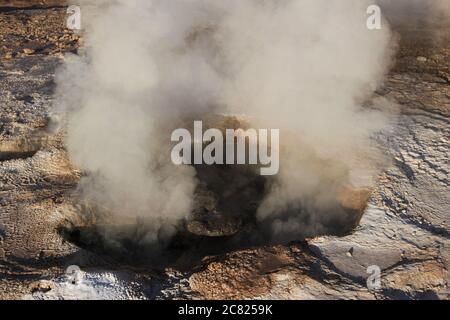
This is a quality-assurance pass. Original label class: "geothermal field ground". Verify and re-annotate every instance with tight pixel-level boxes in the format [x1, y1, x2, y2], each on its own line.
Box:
[0, 1, 449, 300]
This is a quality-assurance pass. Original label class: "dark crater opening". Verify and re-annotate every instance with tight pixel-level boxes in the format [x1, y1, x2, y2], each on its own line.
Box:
[58, 115, 370, 269]
[59, 162, 369, 270]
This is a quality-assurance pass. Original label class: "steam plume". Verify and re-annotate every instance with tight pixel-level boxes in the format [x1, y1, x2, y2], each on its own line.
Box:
[55, 0, 419, 243]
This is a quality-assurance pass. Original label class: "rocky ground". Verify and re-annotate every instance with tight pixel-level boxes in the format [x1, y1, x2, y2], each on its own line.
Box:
[0, 6, 448, 300]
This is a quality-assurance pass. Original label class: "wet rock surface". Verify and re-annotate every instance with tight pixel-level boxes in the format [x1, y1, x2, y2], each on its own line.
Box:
[0, 7, 448, 299]
[187, 210, 243, 237]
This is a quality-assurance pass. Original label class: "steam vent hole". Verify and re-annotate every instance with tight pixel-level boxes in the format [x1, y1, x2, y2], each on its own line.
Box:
[59, 117, 370, 268]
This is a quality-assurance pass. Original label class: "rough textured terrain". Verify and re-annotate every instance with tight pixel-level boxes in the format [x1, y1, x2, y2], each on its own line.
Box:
[0, 1, 65, 8]
[0, 6, 448, 299]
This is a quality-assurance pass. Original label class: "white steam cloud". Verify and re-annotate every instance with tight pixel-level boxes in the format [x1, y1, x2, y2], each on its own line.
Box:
[56, 0, 403, 243]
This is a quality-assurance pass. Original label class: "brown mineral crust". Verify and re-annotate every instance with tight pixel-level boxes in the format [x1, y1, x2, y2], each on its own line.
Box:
[189, 246, 298, 299]
[382, 260, 447, 294]
[0, 6, 80, 60]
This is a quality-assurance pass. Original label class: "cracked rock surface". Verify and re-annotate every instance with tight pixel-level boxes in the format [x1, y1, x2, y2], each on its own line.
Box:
[0, 6, 448, 300]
